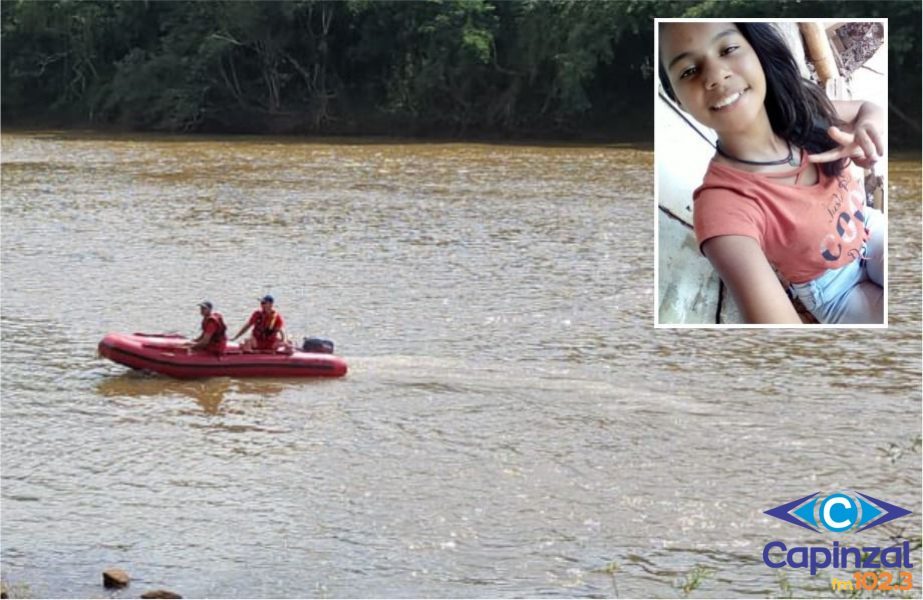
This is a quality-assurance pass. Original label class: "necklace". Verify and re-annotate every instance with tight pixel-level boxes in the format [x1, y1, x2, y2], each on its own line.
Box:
[715, 140, 799, 167]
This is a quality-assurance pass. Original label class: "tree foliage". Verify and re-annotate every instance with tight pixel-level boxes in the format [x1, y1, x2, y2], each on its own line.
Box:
[1, 0, 919, 144]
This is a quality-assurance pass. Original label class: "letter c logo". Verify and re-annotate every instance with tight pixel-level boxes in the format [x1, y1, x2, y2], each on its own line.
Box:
[820, 494, 858, 532]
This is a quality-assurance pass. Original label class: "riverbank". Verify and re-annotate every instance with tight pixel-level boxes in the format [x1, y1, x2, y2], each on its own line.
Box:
[0, 111, 654, 145]
[2, 117, 916, 154]
[0, 124, 656, 152]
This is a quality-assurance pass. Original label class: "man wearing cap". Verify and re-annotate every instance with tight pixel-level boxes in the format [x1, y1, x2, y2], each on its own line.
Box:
[185, 301, 228, 354]
[231, 295, 291, 354]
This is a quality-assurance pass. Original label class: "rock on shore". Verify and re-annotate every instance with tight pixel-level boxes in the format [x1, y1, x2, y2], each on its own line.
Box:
[140, 590, 183, 599]
[102, 569, 131, 588]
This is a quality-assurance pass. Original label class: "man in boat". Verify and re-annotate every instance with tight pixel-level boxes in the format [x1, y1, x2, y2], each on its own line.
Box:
[185, 301, 228, 354]
[231, 295, 293, 354]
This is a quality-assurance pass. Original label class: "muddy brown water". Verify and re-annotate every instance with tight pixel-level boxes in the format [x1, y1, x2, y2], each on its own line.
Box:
[1, 132, 920, 598]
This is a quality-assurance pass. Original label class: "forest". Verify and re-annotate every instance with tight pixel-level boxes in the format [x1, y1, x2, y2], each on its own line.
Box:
[2, 0, 920, 145]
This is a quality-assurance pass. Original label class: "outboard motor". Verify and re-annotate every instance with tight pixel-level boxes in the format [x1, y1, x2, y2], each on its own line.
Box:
[302, 337, 335, 354]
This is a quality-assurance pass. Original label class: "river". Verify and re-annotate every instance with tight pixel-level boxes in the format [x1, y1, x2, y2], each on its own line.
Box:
[1, 132, 920, 598]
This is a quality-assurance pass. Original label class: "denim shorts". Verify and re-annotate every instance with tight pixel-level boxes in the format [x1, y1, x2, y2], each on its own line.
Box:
[789, 208, 884, 325]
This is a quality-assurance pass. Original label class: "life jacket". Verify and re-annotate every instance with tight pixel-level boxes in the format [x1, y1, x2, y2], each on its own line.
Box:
[203, 312, 228, 343]
[253, 310, 281, 340]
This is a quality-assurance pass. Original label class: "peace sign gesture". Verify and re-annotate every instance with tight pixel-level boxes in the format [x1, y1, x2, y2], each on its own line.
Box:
[809, 102, 885, 169]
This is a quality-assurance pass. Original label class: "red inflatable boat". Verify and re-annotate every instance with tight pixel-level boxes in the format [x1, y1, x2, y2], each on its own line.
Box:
[98, 332, 348, 379]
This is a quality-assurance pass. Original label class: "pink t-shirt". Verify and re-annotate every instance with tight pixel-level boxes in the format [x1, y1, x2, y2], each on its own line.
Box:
[692, 153, 869, 284]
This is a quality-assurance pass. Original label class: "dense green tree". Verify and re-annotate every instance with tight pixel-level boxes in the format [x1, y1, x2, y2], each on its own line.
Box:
[1, 0, 919, 145]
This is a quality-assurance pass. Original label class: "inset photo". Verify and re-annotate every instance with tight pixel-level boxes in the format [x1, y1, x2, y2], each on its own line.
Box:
[654, 19, 888, 327]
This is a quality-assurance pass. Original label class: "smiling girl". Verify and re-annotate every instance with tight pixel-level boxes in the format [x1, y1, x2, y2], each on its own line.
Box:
[659, 22, 885, 324]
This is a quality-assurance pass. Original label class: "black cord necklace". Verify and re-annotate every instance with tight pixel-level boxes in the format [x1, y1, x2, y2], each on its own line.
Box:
[715, 140, 800, 167]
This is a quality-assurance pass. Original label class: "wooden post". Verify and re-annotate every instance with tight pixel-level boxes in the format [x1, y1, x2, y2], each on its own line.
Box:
[799, 23, 839, 84]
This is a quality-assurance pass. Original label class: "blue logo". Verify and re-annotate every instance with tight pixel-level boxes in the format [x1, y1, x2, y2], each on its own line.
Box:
[765, 491, 911, 533]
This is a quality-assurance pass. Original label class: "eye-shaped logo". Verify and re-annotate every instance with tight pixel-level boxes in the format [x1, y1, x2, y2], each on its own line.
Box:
[765, 491, 911, 533]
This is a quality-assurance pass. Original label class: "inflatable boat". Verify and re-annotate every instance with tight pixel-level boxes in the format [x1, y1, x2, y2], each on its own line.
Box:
[98, 332, 347, 379]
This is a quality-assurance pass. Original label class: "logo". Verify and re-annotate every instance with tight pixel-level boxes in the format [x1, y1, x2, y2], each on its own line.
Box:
[762, 491, 915, 582]
[764, 491, 911, 533]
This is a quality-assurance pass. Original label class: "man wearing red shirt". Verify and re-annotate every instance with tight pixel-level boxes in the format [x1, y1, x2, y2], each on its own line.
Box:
[232, 295, 291, 353]
[185, 301, 228, 354]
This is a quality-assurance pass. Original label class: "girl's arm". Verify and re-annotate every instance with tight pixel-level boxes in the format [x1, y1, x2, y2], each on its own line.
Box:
[810, 100, 885, 167]
[702, 235, 803, 324]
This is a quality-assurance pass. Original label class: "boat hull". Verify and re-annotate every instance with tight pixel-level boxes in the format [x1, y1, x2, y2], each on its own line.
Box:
[98, 333, 347, 379]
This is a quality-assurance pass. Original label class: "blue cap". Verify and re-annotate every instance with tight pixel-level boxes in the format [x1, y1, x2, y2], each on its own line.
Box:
[259, 295, 274, 304]
[198, 300, 213, 310]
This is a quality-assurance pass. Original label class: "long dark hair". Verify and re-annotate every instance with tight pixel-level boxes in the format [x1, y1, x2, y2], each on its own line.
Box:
[659, 23, 846, 177]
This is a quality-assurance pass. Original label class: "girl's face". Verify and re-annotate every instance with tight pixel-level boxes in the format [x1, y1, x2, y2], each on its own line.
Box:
[660, 23, 767, 136]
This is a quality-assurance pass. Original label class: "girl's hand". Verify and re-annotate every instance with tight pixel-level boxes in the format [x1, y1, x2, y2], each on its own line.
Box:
[810, 103, 885, 169]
